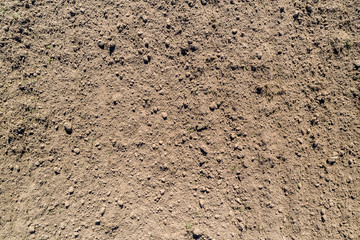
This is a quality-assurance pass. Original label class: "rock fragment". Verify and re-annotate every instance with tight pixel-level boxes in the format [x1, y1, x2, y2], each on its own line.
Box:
[97, 40, 104, 49]
[73, 148, 80, 155]
[64, 122, 72, 134]
[161, 112, 168, 120]
[100, 207, 106, 216]
[199, 199, 205, 208]
[54, 167, 60, 174]
[193, 228, 202, 238]
[109, 41, 116, 55]
[29, 226, 35, 234]
[209, 102, 217, 111]
[305, 5, 313, 14]
[354, 60, 360, 70]
[68, 186, 74, 195]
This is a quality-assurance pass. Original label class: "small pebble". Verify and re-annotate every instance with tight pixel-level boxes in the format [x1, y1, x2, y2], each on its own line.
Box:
[129, 211, 136, 219]
[60, 222, 66, 230]
[193, 228, 202, 238]
[100, 207, 106, 216]
[327, 156, 337, 165]
[65, 201, 70, 208]
[354, 60, 360, 69]
[109, 41, 116, 55]
[346, 176, 352, 183]
[54, 167, 60, 174]
[73, 148, 80, 155]
[64, 122, 72, 134]
[209, 102, 217, 111]
[109, 41, 116, 49]
[200, 145, 208, 155]
[95, 220, 100, 225]
[97, 40, 104, 49]
[29, 226, 35, 234]
[160, 189, 165, 195]
[143, 55, 151, 64]
[112, 93, 121, 105]
[320, 208, 326, 215]
[234, 143, 241, 150]
[15, 165, 20, 172]
[68, 186, 74, 195]
[141, 15, 148, 23]
[199, 199, 205, 208]
[118, 200, 124, 208]
[305, 5, 312, 14]
[232, 29, 238, 35]
[161, 112, 168, 120]
[166, 19, 171, 29]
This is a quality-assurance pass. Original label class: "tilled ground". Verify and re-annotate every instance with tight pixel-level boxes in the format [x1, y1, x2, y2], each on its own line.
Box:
[0, 0, 359, 239]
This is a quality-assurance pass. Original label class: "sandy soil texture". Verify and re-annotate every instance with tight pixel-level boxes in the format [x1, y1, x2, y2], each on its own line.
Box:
[0, 0, 359, 239]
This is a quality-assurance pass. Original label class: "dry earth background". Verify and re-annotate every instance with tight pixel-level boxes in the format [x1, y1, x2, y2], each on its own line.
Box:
[0, 0, 359, 239]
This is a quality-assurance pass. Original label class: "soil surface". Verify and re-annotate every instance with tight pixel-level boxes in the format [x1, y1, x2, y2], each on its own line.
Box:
[1, 0, 359, 239]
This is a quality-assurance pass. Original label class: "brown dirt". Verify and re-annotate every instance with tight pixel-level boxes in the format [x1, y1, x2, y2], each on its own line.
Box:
[0, 0, 359, 239]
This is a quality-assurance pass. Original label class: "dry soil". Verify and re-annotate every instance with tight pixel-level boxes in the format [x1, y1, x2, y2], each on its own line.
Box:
[0, 0, 359, 239]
